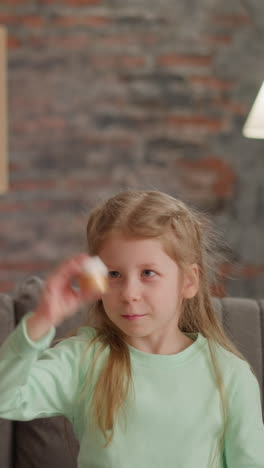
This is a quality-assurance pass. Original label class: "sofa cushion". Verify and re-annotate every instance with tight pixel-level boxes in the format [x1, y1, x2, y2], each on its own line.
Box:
[0, 293, 15, 347]
[14, 417, 79, 468]
[13, 276, 44, 325]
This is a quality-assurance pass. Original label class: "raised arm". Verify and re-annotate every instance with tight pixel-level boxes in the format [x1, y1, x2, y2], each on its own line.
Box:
[0, 254, 104, 422]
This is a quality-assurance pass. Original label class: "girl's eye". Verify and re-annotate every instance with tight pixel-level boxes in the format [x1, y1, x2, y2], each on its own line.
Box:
[142, 269, 156, 278]
[108, 271, 121, 279]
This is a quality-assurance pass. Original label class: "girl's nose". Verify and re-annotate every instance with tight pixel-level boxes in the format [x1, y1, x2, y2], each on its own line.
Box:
[121, 278, 141, 302]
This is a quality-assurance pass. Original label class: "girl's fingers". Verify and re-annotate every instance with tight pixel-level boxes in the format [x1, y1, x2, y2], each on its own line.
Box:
[36, 254, 105, 326]
[51, 254, 90, 287]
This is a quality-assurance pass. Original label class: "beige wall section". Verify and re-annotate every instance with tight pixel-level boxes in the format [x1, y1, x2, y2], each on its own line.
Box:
[0, 26, 8, 194]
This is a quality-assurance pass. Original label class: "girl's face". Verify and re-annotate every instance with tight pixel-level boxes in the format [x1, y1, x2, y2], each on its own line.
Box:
[98, 233, 199, 354]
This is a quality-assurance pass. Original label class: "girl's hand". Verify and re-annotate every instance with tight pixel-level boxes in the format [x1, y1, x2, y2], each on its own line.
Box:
[27, 254, 102, 341]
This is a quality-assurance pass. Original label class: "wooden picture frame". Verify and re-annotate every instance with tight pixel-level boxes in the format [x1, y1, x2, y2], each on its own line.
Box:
[0, 25, 8, 194]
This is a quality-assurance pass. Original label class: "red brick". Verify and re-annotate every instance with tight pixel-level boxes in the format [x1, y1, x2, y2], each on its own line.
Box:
[210, 282, 226, 298]
[205, 35, 232, 45]
[0, 261, 53, 272]
[157, 54, 213, 67]
[0, 15, 19, 25]
[12, 117, 67, 133]
[8, 36, 23, 49]
[0, 200, 53, 213]
[190, 76, 235, 90]
[241, 265, 264, 278]
[0, 0, 31, 4]
[213, 14, 252, 26]
[167, 115, 226, 132]
[99, 33, 158, 47]
[65, 176, 111, 190]
[40, 0, 102, 5]
[175, 156, 236, 198]
[212, 98, 247, 115]
[23, 16, 45, 27]
[219, 263, 264, 279]
[10, 180, 57, 191]
[0, 15, 44, 27]
[54, 15, 111, 27]
[219, 262, 237, 277]
[0, 261, 54, 273]
[91, 55, 146, 69]
[9, 162, 23, 171]
[31, 34, 92, 50]
[0, 280, 16, 293]
[117, 56, 146, 68]
[0, 202, 24, 213]
[85, 133, 135, 148]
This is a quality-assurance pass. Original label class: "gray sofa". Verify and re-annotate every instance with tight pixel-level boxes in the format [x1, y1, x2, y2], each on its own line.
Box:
[0, 276, 263, 468]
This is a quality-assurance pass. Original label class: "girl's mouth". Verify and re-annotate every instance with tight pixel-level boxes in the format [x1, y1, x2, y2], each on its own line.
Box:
[121, 314, 146, 320]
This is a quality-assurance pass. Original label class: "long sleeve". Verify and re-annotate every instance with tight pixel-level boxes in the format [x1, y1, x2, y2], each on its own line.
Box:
[0, 312, 81, 423]
[224, 359, 264, 467]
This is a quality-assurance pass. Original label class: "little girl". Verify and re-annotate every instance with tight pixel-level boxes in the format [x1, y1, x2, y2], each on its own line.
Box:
[0, 190, 263, 468]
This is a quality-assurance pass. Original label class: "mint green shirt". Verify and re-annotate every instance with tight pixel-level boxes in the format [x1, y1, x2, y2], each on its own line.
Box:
[0, 313, 263, 468]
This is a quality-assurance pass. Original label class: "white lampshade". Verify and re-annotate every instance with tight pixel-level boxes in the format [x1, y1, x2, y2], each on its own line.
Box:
[243, 81, 264, 139]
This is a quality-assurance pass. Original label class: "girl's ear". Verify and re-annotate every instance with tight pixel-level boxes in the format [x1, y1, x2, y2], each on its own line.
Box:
[182, 263, 199, 299]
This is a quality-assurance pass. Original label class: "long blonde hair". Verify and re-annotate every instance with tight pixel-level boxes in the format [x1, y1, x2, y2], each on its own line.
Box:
[79, 190, 250, 463]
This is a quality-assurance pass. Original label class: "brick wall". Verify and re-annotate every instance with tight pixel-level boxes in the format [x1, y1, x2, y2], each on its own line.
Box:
[0, 0, 264, 298]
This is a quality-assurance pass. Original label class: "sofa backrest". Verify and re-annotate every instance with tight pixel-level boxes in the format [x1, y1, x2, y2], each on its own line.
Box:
[213, 296, 264, 409]
[0, 276, 264, 468]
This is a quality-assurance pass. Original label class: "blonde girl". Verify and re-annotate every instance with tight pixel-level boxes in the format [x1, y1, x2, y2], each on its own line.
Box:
[0, 190, 263, 468]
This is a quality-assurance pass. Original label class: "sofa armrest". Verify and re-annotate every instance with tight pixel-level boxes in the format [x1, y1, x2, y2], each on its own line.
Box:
[0, 293, 15, 468]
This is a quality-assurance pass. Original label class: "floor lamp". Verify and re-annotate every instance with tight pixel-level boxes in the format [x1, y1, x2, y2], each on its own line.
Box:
[243, 81, 264, 139]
